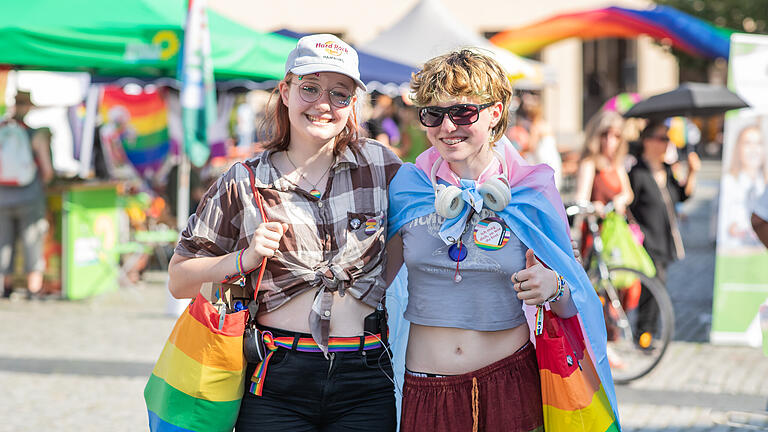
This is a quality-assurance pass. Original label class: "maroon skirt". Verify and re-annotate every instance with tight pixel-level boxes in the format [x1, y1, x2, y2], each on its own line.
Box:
[400, 342, 544, 432]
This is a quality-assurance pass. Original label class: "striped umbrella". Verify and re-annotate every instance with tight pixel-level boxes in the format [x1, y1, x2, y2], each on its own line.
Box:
[602, 92, 642, 115]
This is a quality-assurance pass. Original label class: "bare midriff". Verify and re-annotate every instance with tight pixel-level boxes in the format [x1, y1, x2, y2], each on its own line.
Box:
[405, 322, 530, 375]
[257, 288, 374, 337]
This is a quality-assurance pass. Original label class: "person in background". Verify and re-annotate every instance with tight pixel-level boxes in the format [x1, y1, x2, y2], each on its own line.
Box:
[516, 92, 563, 189]
[718, 123, 767, 250]
[573, 110, 635, 365]
[0, 90, 54, 300]
[392, 99, 428, 163]
[167, 34, 401, 431]
[575, 110, 634, 216]
[366, 92, 401, 147]
[629, 119, 700, 337]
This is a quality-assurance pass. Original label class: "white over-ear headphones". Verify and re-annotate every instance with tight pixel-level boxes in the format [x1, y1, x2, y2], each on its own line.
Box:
[430, 151, 510, 218]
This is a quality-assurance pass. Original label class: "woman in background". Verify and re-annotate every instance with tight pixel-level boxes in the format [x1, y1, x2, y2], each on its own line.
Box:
[574, 110, 633, 216]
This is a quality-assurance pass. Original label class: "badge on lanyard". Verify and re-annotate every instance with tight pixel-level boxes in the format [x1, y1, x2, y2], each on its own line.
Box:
[473, 217, 510, 251]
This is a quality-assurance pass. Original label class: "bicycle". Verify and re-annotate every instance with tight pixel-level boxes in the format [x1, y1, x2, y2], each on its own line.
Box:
[566, 202, 675, 383]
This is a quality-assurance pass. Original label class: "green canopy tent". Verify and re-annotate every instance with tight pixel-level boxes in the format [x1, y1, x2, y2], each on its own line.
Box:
[0, 0, 295, 81]
[0, 0, 299, 239]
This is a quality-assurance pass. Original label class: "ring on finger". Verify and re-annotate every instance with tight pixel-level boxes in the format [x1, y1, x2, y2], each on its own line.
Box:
[513, 272, 520, 283]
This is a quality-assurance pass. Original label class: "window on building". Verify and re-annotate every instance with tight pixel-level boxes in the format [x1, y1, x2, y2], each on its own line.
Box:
[582, 38, 637, 127]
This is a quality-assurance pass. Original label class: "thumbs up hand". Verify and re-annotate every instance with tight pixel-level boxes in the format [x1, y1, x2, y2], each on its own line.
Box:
[511, 249, 558, 306]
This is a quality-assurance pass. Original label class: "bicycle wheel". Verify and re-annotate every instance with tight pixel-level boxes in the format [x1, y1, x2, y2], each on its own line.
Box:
[590, 266, 675, 383]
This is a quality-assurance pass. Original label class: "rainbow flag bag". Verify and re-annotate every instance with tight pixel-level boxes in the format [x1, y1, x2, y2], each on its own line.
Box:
[144, 292, 249, 432]
[535, 306, 620, 432]
[145, 162, 270, 431]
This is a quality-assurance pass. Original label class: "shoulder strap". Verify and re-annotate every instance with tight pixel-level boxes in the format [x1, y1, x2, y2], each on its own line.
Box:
[241, 162, 269, 295]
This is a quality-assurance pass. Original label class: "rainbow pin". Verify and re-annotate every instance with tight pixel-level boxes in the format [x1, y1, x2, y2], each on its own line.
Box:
[473, 217, 510, 251]
[364, 218, 378, 235]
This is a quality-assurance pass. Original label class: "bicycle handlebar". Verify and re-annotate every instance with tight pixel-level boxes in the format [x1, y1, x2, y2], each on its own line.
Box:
[564, 201, 616, 218]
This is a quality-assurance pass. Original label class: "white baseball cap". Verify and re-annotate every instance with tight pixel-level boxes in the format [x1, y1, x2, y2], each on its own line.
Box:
[285, 34, 367, 91]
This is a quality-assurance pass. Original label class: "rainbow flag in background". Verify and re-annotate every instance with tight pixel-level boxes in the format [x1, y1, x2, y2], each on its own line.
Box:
[100, 86, 170, 177]
[144, 293, 247, 432]
[490, 5, 732, 60]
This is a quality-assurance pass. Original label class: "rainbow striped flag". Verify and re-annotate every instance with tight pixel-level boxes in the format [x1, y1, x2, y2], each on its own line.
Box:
[100, 86, 170, 177]
[537, 307, 619, 431]
[490, 6, 731, 60]
[144, 293, 248, 432]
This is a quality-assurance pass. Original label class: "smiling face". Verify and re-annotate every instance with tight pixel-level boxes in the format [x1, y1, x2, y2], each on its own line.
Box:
[738, 127, 764, 172]
[278, 72, 356, 149]
[423, 96, 503, 172]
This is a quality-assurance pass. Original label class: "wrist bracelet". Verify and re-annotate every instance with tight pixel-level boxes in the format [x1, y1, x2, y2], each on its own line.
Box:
[545, 272, 566, 303]
[221, 248, 259, 286]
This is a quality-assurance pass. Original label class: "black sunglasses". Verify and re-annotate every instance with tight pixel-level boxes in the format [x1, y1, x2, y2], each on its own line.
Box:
[418, 103, 495, 127]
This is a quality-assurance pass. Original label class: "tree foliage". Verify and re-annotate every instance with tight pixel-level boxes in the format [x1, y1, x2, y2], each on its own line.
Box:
[654, 0, 768, 80]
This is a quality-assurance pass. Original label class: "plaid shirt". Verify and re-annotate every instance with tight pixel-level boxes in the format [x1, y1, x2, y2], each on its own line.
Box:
[175, 138, 402, 354]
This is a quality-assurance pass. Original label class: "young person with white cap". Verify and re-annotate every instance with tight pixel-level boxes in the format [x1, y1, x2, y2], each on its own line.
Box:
[168, 34, 401, 431]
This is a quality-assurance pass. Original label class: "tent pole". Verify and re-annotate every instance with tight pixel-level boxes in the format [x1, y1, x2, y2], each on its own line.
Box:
[176, 151, 191, 231]
[78, 84, 100, 178]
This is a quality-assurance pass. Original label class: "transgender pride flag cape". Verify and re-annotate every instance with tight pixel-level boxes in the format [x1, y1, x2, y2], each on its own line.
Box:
[386, 138, 620, 430]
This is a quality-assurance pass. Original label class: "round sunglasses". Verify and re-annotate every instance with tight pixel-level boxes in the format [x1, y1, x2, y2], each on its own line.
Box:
[418, 103, 494, 127]
[291, 81, 353, 108]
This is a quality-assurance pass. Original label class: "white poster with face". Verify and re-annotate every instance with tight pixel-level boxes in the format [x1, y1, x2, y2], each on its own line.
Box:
[712, 33, 768, 347]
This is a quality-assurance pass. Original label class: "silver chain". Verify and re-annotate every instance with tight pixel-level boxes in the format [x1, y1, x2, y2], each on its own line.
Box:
[284, 151, 333, 190]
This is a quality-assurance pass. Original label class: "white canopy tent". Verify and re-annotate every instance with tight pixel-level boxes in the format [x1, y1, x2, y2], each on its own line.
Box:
[360, 0, 555, 89]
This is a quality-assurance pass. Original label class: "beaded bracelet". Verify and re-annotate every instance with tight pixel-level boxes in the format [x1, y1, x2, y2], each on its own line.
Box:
[545, 272, 566, 304]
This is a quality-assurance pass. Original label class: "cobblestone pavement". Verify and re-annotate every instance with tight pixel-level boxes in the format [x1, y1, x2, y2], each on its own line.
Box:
[1, 161, 767, 431]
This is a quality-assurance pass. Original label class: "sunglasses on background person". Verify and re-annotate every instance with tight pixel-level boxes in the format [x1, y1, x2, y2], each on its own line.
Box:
[291, 81, 353, 108]
[418, 102, 495, 128]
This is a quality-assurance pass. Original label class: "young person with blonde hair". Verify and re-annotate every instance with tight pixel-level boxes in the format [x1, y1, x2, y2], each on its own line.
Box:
[168, 34, 401, 431]
[385, 49, 618, 431]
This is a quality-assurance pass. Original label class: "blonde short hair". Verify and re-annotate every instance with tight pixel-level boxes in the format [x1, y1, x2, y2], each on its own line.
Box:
[410, 49, 512, 142]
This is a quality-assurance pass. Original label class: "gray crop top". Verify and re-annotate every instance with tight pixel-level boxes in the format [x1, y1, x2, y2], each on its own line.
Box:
[400, 208, 528, 331]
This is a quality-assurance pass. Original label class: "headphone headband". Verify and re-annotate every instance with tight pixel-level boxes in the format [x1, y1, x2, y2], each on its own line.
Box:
[429, 149, 508, 192]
